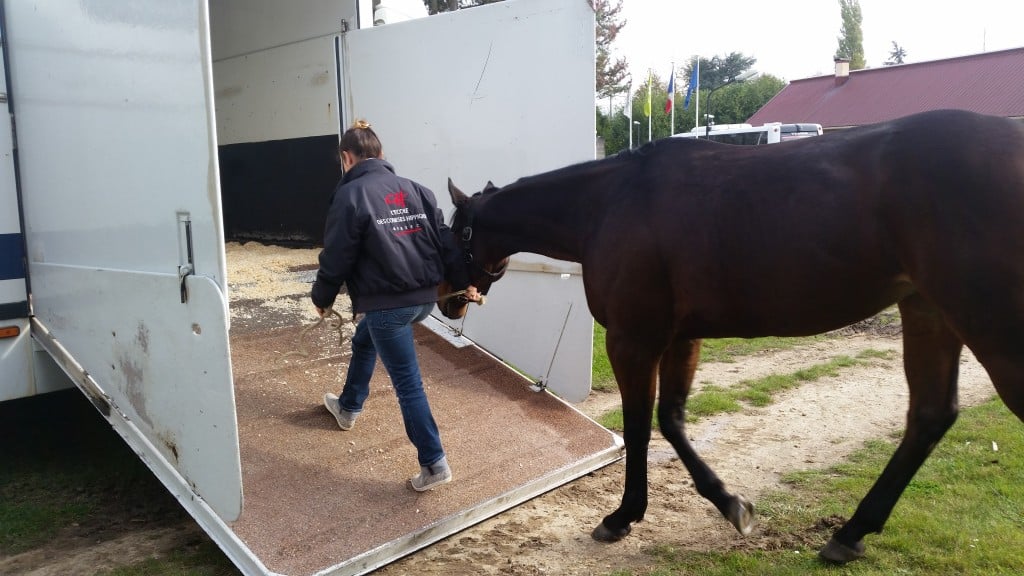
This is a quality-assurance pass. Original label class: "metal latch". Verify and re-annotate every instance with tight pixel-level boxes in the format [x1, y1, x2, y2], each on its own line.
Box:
[177, 212, 194, 303]
[178, 262, 193, 303]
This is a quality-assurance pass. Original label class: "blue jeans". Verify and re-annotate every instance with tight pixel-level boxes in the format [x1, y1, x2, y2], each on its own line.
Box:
[338, 303, 444, 467]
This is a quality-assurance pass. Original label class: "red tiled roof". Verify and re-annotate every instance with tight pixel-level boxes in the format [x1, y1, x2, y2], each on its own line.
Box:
[748, 46, 1024, 129]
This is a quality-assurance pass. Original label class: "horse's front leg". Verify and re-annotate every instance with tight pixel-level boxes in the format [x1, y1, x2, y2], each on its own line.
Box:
[592, 329, 661, 542]
[657, 336, 755, 535]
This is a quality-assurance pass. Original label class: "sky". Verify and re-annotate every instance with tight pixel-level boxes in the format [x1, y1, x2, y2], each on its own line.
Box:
[614, 0, 1024, 85]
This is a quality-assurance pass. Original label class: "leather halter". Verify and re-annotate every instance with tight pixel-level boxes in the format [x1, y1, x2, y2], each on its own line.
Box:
[460, 203, 508, 282]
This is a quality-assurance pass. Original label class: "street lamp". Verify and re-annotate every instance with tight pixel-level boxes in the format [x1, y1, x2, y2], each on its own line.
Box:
[704, 70, 758, 139]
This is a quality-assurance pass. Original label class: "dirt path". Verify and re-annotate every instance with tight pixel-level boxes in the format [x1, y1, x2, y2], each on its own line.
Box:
[0, 244, 1000, 575]
[377, 334, 996, 576]
[0, 332, 997, 576]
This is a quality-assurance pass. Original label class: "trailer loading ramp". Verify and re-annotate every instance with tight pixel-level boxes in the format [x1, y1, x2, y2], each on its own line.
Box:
[226, 303, 623, 575]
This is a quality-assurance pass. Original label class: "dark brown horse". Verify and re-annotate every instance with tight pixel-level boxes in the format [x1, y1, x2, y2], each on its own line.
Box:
[437, 109, 1024, 563]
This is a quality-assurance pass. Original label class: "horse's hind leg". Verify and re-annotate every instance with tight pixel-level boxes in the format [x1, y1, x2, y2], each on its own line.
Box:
[821, 294, 962, 563]
[657, 336, 755, 535]
[592, 329, 661, 542]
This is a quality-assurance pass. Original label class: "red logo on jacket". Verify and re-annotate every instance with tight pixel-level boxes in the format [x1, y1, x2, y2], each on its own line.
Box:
[384, 190, 408, 208]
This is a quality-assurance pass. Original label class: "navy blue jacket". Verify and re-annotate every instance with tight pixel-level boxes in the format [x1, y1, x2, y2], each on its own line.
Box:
[311, 159, 468, 314]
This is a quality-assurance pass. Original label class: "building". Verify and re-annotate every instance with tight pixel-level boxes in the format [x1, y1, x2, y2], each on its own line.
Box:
[748, 47, 1024, 131]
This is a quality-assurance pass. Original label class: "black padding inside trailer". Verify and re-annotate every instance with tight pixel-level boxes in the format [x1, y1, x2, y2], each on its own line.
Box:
[219, 135, 339, 246]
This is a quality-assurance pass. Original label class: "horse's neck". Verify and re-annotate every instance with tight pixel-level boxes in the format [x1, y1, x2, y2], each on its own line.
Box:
[480, 176, 592, 263]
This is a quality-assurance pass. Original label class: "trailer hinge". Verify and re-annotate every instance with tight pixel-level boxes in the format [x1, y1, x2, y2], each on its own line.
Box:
[177, 212, 194, 304]
[340, 18, 349, 33]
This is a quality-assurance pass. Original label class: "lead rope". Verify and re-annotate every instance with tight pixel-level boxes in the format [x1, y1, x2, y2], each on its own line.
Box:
[280, 306, 351, 361]
[282, 290, 482, 360]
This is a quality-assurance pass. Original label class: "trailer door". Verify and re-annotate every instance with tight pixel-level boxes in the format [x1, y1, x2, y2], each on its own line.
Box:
[4, 1, 242, 521]
[339, 0, 596, 402]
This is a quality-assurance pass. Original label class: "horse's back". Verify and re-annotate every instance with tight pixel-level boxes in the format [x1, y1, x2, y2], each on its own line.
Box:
[603, 111, 1024, 337]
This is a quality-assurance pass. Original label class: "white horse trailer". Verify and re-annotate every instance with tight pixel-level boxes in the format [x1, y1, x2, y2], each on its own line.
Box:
[0, 1, 621, 574]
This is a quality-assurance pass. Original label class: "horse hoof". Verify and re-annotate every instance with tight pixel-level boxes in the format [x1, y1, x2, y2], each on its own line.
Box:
[591, 522, 630, 542]
[728, 494, 755, 536]
[818, 537, 865, 564]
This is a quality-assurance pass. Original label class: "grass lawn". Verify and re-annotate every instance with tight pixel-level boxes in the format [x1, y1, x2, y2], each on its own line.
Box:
[592, 322, 826, 392]
[597, 348, 894, 430]
[0, 391, 239, 575]
[615, 397, 1024, 575]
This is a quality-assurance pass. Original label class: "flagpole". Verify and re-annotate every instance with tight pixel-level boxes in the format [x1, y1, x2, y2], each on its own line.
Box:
[682, 56, 698, 132]
[694, 58, 700, 131]
[647, 69, 652, 143]
[669, 62, 675, 136]
[627, 83, 633, 149]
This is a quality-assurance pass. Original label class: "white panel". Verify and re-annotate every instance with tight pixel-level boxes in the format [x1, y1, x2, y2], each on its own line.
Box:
[340, 0, 596, 402]
[341, 0, 595, 190]
[6, 0, 242, 520]
[457, 271, 593, 402]
[209, 0, 356, 61]
[0, 319, 32, 402]
[0, 278, 25, 305]
[30, 343, 74, 395]
[214, 36, 339, 145]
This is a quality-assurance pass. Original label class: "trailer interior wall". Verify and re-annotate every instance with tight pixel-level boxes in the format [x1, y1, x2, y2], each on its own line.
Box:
[210, 0, 359, 245]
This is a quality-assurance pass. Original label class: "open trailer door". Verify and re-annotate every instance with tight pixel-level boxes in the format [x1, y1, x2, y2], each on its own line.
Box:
[340, 0, 597, 403]
[3, 0, 242, 525]
[6, 1, 618, 574]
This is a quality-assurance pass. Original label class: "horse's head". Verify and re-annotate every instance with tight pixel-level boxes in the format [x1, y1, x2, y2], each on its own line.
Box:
[437, 178, 510, 319]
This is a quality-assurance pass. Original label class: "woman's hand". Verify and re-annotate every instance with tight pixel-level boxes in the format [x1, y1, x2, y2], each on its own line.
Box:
[464, 285, 482, 302]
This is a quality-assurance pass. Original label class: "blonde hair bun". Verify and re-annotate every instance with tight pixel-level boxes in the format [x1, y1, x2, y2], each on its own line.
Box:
[353, 119, 372, 130]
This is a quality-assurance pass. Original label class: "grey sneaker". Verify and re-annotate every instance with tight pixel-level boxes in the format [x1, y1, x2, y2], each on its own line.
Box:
[410, 456, 452, 492]
[323, 393, 358, 431]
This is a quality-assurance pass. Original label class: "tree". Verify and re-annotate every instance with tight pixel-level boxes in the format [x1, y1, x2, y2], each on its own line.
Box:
[678, 52, 758, 129]
[594, 0, 629, 99]
[885, 41, 907, 66]
[835, 0, 865, 70]
[596, 70, 785, 156]
[681, 52, 757, 91]
[703, 75, 786, 127]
